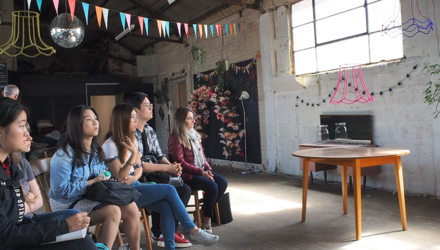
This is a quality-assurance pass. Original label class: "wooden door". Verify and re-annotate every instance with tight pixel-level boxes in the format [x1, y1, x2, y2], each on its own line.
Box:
[178, 82, 187, 108]
[90, 95, 116, 145]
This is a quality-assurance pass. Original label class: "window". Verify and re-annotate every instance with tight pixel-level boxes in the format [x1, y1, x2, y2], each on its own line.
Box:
[291, 0, 403, 75]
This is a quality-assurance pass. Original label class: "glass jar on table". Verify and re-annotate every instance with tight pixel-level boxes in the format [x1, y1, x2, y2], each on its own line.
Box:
[316, 125, 329, 143]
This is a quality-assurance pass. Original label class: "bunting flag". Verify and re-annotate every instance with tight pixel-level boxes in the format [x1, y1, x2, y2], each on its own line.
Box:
[219, 25, 222, 37]
[161, 21, 166, 37]
[233, 23, 236, 35]
[216, 25, 219, 37]
[120, 13, 126, 30]
[82, 2, 89, 24]
[126, 14, 131, 32]
[198, 24, 203, 39]
[165, 21, 170, 37]
[184, 23, 189, 37]
[198, 52, 260, 79]
[144, 18, 149, 35]
[204, 25, 208, 39]
[157, 20, 162, 37]
[225, 24, 229, 36]
[27, 0, 31, 10]
[95, 6, 102, 28]
[210, 25, 214, 37]
[229, 23, 233, 36]
[102, 8, 109, 29]
[68, 0, 76, 21]
[177, 22, 181, 37]
[238, 22, 241, 32]
[36, 0, 42, 12]
[193, 24, 197, 39]
[138, 16, 144, 35]
[53, 0, 59, 15]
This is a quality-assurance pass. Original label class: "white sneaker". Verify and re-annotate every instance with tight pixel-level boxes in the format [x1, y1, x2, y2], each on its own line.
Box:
[189, 229, 219, 246]
[118, 243, 143, 250]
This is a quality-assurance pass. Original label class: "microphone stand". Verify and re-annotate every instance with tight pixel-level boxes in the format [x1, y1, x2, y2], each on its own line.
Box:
[240, 97, 252, 175]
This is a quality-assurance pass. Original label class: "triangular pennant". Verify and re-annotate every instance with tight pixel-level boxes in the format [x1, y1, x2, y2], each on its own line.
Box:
[157, 20, 162, 37]
[53, 0, 59, 15]
[225, 24, 229, 36]
[95, 6, 102, 28]
[193, 24, 197, 39]
[138, 16, 144, 35]
[219, 25, 222, 37]
[177, 22, 181, 37]
[36, 0, 42, 12]
[82, 2, 89, 25]
[161, 21, 166, 37]
[229, 24, 233, 35]
[126, 14, 131, 32]
[184, 23, 189, 37]
[144, 18, 149, 35]
[68, 0, 76, 21]
[239, 23, 242, 32]
[27, 0, 31, 10]
[233, 23, 236, 35]
[102, 8, 109, 29]
[210, 25, 214, 37]
[120, 13, 126, 30]
[204, 25, 208, 39]
[198, 24, 203, 39]
[216, 25, 219, 37]
[166, 21, 170, 37]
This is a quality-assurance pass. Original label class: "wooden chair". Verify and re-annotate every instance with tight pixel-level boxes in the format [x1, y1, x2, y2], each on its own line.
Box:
[30, 158, 153, 249]
[43, 147, 58, 158]
[188, 190, 221, 227]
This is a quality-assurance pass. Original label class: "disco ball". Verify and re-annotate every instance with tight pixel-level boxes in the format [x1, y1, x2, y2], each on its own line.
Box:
[50, 13, 85, 48]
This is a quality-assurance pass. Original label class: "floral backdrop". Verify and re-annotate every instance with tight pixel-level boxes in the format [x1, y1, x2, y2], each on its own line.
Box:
[190, 59, 261, 163]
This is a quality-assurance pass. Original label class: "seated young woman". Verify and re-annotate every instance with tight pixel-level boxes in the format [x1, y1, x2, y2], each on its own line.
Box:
[48, 105, 141, 250]
[168, 107, 228, 233]
[0, 98, 96, 250]
[102, 103, 219, 250]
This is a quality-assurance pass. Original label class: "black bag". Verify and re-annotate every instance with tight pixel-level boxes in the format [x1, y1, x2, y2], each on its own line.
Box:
[144, 172, 184, 187]
[84, 181, 141, 206]
[212, 192, 233, 224]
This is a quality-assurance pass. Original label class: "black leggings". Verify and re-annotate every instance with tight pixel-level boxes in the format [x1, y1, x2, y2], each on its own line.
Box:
[16, 237, 97, 250]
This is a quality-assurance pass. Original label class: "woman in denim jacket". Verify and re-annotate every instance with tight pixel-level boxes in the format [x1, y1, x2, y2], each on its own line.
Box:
[48, 105, 141, 250]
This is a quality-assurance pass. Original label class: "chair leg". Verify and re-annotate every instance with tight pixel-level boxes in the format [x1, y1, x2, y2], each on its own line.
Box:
[310, 171, 314, 185]
[194, 191, 202, 228]
[363, 176, 367, 189]
[94, 224, 101, 239]
[214, 202, 221, 226]
[116, 229, 124, 246]
[140, 209, 153, 250]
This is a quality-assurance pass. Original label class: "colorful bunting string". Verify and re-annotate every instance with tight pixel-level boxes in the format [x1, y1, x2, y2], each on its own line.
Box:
[28, 0, 244, 39]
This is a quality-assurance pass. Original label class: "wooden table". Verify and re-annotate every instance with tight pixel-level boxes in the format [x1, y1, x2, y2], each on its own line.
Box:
[292, 147, 410, 240]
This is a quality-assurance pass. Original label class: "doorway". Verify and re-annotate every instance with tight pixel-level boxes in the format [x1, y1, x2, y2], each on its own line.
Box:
[90, 95, 116, 145]
[178, 82, 187, 108]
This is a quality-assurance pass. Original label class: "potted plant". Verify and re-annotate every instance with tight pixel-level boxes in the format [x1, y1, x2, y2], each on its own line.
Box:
[216, 59, 227, 91]
[191, 45, 206, 81]
[423, 64, 440, 118]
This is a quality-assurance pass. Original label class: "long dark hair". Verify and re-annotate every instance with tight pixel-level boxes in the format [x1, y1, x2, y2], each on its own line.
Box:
[123, 92, 148, 109]
[0, 97, 28, 132]
[60, 105, 105, 167]
[105, 103, 136, 164]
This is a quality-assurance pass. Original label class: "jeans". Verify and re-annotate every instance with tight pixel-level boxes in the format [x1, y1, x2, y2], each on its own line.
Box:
[134, 184, 196, 250]
[185, 172, 228, 218]
[151, 183, 191, 237]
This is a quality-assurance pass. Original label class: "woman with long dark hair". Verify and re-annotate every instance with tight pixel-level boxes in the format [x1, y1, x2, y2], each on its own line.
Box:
[168, 107, 228, 233]
[0, 98, 96, 250]
[102, 103, 219, 250]
[48, 105, 141, 250]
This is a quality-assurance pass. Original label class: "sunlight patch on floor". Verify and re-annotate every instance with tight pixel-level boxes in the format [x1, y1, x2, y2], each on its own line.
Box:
[340, 235, 418, 250]
[228, 187, 301, 215]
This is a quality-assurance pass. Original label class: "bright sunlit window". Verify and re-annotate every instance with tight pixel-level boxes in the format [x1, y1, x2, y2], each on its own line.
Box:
[291, 0, 403, 75]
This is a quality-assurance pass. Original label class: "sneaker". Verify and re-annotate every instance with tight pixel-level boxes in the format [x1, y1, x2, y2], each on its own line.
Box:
[201, 224, 213, 234]
[151, 234, 161, 244]
[189, 229, 219, 246]
[118, 243, 143, 250]
[157, 233, 192, 248]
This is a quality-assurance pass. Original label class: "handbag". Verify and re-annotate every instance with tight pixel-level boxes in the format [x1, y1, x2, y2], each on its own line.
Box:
[144, 171, 184, 187]
[84, 181, 141, 206]
[211, 192, 233, 224]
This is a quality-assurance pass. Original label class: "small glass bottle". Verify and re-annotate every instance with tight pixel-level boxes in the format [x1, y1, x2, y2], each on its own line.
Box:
[335, 122, 348, 140]
[99, 170, 111, 180]
[316, 125, 329, 143]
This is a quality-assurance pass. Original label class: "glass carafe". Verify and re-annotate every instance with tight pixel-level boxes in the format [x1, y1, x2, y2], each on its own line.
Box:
[335, 122, 348, 140]
[316, 125, 329, 143]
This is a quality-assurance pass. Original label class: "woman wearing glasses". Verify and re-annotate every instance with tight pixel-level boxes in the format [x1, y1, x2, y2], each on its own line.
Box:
[168, 107, 228, 233]
[102, 103, 219, 250]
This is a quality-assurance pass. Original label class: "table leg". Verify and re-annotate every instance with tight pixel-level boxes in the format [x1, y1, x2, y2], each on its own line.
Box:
[394, 156, 408, 231]
[340, 165, 348, 214]
[352, 159, 362, 240]
[302, 158, 309, 222]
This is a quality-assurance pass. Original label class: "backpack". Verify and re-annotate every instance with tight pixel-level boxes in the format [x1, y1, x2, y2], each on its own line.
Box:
[84, 181, 141, 206]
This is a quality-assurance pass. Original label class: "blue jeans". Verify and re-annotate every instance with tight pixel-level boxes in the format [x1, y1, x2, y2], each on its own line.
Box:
[31, 209, 81, 223]
[185, 172, 228, 218]
[134, 184, 196, 250]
